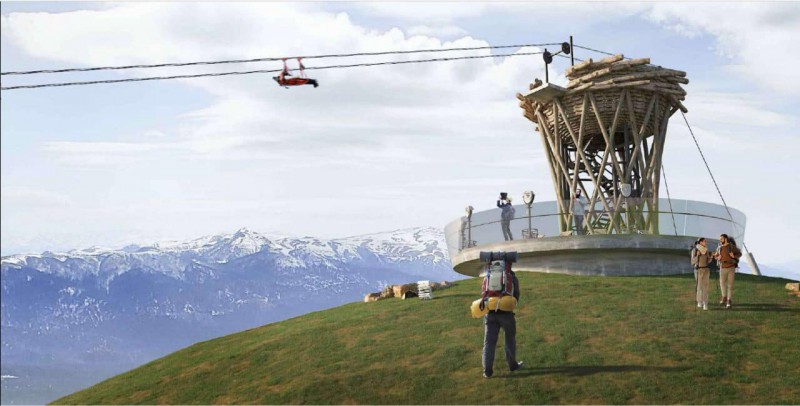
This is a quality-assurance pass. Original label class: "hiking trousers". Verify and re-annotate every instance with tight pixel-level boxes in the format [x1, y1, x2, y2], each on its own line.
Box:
[574, 215, 584, 235]
[483, 311, 517, 376]
[696, 268, 710, 305]
[720, 267, 736, 299]
[501, 220, 513, 241]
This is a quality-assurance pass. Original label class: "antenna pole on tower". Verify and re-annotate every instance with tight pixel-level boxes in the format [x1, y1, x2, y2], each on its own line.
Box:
[570, 35, 574, 66]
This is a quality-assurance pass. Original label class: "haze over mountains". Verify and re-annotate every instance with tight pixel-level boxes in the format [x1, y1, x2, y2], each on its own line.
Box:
[0, 227, 463, 405]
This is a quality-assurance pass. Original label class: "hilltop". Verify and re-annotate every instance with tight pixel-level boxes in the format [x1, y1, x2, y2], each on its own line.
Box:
[55, 273, 799, 405]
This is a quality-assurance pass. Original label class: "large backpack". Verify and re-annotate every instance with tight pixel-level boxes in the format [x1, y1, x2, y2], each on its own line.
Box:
[481, 260, 514, 298]
[729, 238, 741, 266]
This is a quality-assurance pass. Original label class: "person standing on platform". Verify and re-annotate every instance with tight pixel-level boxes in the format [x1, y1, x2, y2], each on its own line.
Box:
[497, 193, 515, 241]
[573, 189, 589, 235]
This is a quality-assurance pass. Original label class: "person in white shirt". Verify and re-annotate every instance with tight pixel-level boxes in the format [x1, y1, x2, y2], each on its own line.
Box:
[573, 190, 588, 235]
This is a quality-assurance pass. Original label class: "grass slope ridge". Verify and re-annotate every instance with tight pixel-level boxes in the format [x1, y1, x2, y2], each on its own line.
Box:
[55, 273, 800, 405]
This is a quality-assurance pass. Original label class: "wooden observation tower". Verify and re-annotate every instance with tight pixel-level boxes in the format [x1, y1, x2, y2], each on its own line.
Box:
[517, 54, 689, 236]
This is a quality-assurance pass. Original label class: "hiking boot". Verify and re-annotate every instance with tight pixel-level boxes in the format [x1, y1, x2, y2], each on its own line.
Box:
[719, 296, 727, 305]
[726, 299, 732, 309]
[511, 361, 524, 372]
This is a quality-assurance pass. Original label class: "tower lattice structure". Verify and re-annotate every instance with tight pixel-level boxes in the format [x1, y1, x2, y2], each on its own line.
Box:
[518, 54, 689, 235]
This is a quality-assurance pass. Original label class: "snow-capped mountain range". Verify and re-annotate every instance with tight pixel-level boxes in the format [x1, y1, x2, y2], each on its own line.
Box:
[2, 227, 449, 283]
[0, 227, 462, 405]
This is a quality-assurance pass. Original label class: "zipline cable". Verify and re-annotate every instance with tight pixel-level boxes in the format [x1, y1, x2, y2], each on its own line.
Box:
[572, 44, 617, 57]
[661, 163, 679, 236]
[1, 42, 562, 76]
[1, 51, 549, 91]
[680, 110, 748, 252]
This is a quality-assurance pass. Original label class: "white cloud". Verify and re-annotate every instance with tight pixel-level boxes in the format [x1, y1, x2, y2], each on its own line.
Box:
[144, 129, 168, 138]
[645, 2, 800, 92]
[0, 187, 72, 207]
[2, 2, 799, 263]
[407, 24, 468, 38]
[3, 4, 548, 165]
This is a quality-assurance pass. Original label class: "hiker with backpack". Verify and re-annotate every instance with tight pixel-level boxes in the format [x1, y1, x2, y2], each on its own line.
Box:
[714, 234, 742, 309]
[497, 193, 516, 241]
[691, 238, 713, 310]
[478, 251, 523, 378]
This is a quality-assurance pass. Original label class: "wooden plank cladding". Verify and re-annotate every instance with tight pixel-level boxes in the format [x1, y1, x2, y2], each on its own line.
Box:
[519, 55, 688, 148]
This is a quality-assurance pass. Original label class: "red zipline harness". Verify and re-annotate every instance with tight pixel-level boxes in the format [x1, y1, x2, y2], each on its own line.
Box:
[274, 58, 319, 88]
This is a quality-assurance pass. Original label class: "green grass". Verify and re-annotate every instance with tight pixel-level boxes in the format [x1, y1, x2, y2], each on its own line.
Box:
[54, 273, 800, 405]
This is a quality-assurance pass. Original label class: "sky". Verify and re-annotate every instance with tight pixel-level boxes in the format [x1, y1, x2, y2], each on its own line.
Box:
[1, 2, 799, 266]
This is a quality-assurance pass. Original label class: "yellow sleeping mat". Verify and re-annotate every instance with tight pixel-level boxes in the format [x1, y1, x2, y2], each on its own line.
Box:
[470, 295, 517, 318]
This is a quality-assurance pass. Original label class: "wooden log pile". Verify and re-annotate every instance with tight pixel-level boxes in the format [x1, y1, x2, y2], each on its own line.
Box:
[517, 54, 690, 130]
[363, 281, 454, 303]
[787, 282, 800, 298]
[516, 78, 543, 125]
[564, 54, 689, 113]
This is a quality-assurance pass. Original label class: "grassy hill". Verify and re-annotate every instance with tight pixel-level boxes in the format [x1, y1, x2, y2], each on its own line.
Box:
[55, 272, 800, 405]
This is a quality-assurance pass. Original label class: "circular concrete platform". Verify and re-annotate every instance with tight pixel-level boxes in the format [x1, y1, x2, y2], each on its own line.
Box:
[451, 234, 707, 277]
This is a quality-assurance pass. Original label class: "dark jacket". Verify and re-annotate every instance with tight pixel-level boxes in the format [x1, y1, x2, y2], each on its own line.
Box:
[497, 200, 515, 221]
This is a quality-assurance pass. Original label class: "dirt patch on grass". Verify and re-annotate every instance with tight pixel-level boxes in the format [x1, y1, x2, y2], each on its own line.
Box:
[128, 390, 151, 403]
[173, 360, 216, 380]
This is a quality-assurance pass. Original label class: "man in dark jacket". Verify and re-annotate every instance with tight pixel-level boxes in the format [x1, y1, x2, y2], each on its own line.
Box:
[714, 233, 742, 309]
[482, 269, 523, 378]
[497, 194, 515, 241]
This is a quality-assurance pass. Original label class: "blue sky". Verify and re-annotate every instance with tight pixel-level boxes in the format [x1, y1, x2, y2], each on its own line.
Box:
[1, 2, 799, 266]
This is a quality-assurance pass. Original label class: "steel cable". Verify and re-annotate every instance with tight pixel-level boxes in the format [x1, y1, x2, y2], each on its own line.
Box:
[1, 42, 561, 76]
[1, 51, 546, 91]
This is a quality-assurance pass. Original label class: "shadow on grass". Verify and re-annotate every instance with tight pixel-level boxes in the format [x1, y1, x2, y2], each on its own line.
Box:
[708, 304, 798, 312]
[507, 365, 690, 378]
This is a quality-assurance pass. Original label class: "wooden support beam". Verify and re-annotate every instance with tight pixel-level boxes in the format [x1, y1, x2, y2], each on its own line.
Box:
[638, 92, 658, 136]
[588, 92, 625, 179]
[536, 109, 582, 231]
[555, 98, 614, 225]
[539, 130, 568, 230]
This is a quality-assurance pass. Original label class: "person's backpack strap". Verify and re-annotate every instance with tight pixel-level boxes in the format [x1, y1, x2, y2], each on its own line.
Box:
[503, 261, 514, 296]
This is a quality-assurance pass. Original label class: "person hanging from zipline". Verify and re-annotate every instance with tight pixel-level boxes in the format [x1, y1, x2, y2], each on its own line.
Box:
[273, 58, 319, 88]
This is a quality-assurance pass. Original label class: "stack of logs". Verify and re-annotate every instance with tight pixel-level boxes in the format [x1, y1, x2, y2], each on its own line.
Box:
[517, 54, 689, 125]
[363, 281, 454, 302]
[787, 282, 800, 298]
